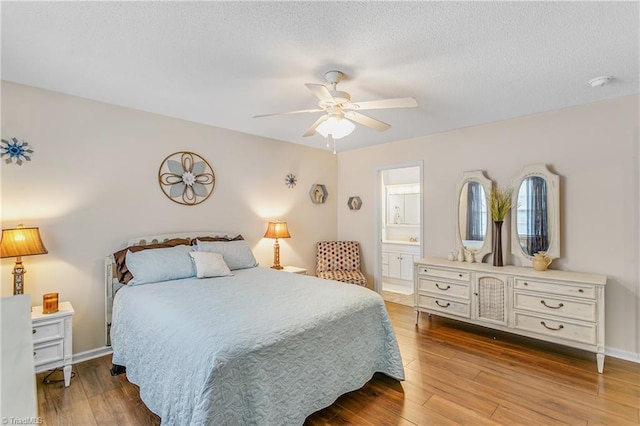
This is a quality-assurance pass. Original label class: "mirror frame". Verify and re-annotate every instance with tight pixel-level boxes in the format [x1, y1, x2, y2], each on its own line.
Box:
[510, 163, 560, 267]
[455, 170, 493, 262]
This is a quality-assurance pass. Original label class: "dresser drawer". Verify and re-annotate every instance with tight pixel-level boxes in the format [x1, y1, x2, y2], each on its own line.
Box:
[514, 292, 596, 322]
[417, 278, 469, 300]
[32, 319, 64, 344]
[34, 340, 64, 367]
[417, 295, 471, 318]
[416, 266, 470, 282]
[514, 278, 595, 299]
[513, 312, 596, 345]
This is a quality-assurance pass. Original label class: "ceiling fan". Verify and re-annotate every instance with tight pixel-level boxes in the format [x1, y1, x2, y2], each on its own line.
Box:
[254, 70, 418, 151]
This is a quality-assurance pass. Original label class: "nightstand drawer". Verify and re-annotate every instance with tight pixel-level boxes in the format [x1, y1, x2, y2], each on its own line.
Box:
[34, 340, 64, 366]
[32, 320, 64, 344]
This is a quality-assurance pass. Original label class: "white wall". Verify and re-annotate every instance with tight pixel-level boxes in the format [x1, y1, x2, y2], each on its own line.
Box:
[1, 82, 338, 353]
[337, 95, 640, 359]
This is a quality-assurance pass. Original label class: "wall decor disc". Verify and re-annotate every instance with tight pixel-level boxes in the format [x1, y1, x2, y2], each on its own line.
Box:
[158, 151, 215, 205]
[1, 137, 34, 165]
[285, 173, 297, 188]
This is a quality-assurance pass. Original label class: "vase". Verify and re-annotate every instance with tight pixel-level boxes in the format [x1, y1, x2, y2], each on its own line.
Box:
[492, 221, 504, 267]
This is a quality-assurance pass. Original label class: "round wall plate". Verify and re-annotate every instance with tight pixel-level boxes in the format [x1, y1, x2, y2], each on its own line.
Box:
[158, 151, 215, 205]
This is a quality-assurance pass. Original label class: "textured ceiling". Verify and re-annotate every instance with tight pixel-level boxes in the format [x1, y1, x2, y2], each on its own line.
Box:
[2, 2, 638, 152]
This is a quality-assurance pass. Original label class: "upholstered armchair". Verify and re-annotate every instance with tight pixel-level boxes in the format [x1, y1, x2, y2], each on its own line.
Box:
[315, 241, 367, 286]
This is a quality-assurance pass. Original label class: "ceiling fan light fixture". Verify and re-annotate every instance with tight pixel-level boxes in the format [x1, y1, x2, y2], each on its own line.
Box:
[316, 115, 355, 139]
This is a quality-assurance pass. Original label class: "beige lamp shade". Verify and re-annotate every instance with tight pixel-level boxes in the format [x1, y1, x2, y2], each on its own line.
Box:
[264, 221, 291, 239]
[264, 221, 290, 270]
[0, 227, 48, 258]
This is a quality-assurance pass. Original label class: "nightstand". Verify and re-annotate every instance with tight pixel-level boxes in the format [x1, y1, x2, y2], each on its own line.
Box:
[282, 266, 307, 275]
[31, 301, 74, 387]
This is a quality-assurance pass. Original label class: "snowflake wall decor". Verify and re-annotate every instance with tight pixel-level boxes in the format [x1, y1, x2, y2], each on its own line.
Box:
[285, 173, 297, 188]
[1, 138, 34, 165]
[158, 151, 215, 205]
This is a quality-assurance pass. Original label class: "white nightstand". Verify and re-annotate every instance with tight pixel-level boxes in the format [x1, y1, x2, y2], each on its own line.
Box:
[31, 301, 74, 387]
[282, 266, 307, 275]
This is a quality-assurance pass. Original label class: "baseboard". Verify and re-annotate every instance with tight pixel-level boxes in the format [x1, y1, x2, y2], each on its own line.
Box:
[606, 347, 640, 364]
[72, 346, 113, 364]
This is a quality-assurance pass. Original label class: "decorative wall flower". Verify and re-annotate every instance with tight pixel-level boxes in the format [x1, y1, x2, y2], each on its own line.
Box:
[158, 152, 215, 205]
[285, 173, 297, 188]
[1, 138, 34, 165]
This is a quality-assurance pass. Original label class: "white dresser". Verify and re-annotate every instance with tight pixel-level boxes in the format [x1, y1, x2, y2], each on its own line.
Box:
[414, 258, 607, 373]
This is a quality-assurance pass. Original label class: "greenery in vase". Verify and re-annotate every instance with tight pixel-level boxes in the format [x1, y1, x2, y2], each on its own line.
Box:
[490, 186, 513, 222]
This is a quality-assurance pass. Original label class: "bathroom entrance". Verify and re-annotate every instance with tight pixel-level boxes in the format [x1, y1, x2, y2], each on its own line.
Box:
[375, 163, 423, 306]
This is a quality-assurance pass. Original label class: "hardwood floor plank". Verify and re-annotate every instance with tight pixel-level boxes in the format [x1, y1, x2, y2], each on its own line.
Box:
[37, 369, 97, 426]
[476, 370, 639, 424]
[403, 359, 585, 425]
[423, 394, 500, 425]
[490, 403, 574, 425]
[32, 302, 640, 425]
[76, 356, 121, 399]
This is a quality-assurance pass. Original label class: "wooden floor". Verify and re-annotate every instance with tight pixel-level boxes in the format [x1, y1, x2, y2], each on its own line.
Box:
[37, 302, 639, 425]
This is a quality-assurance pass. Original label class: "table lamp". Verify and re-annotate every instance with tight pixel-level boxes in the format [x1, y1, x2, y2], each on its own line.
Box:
[264, 221, 291, 270]
[0, 224, 48, 295]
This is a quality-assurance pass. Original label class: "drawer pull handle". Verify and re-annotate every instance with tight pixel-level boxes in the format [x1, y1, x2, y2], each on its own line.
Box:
[578, 289, 584, 293]
[523, 282, 528, 286]
[540, 300, 564, 309]
[435, 301, 450, 308]
[33, 352, 36, 357]
[32, 329, 37, 334]
[435, 283, 450, 291]
[458, 274, 463, 277]
[540, 321, 564, 331]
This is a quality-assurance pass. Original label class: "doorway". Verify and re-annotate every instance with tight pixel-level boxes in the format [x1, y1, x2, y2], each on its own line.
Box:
[375, 163, 423, 306]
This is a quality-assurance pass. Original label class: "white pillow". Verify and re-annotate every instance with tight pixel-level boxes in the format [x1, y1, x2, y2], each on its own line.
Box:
[196, 240, 258, 270]
[189, 251, 233, 278]
[126, 245, 195, 286]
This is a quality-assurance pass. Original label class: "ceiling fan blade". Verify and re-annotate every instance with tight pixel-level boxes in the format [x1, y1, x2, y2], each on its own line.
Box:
[303, 115, 328, 137]
[305, 83, 335, 104]
[347, 97, 418, 111]
[344, 111, 391, 132]
[253, 108, 324, 118]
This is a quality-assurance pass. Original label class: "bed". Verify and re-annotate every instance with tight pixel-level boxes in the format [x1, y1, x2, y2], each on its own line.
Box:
[105, 231, 404, 425]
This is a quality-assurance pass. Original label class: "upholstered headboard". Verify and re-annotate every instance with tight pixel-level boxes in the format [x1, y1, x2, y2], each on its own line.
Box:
[105, 231, 241, 346]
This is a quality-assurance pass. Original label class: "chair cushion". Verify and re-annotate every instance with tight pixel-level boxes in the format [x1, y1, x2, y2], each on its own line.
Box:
[317, 270, 367, 286]
[316, 241, 361, 272]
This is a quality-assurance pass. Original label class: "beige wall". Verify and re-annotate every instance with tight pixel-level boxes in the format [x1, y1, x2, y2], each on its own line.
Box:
[1, 81, 338, 353]
[337, 95, 640, 359]
[2, 81, 638, 361]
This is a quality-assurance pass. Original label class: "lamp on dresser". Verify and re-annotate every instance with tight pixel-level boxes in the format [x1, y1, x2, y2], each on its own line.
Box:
[0, 224, 48, 295]
[264, 221, 291, 270]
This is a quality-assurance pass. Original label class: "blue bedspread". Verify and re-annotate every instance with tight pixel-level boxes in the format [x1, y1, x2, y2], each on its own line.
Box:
[111, 266, 404, 425]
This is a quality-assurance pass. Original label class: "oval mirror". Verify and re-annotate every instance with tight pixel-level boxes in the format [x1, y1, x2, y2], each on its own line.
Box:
[456, 171, 493, 262]
[511, 164, 560, 266]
